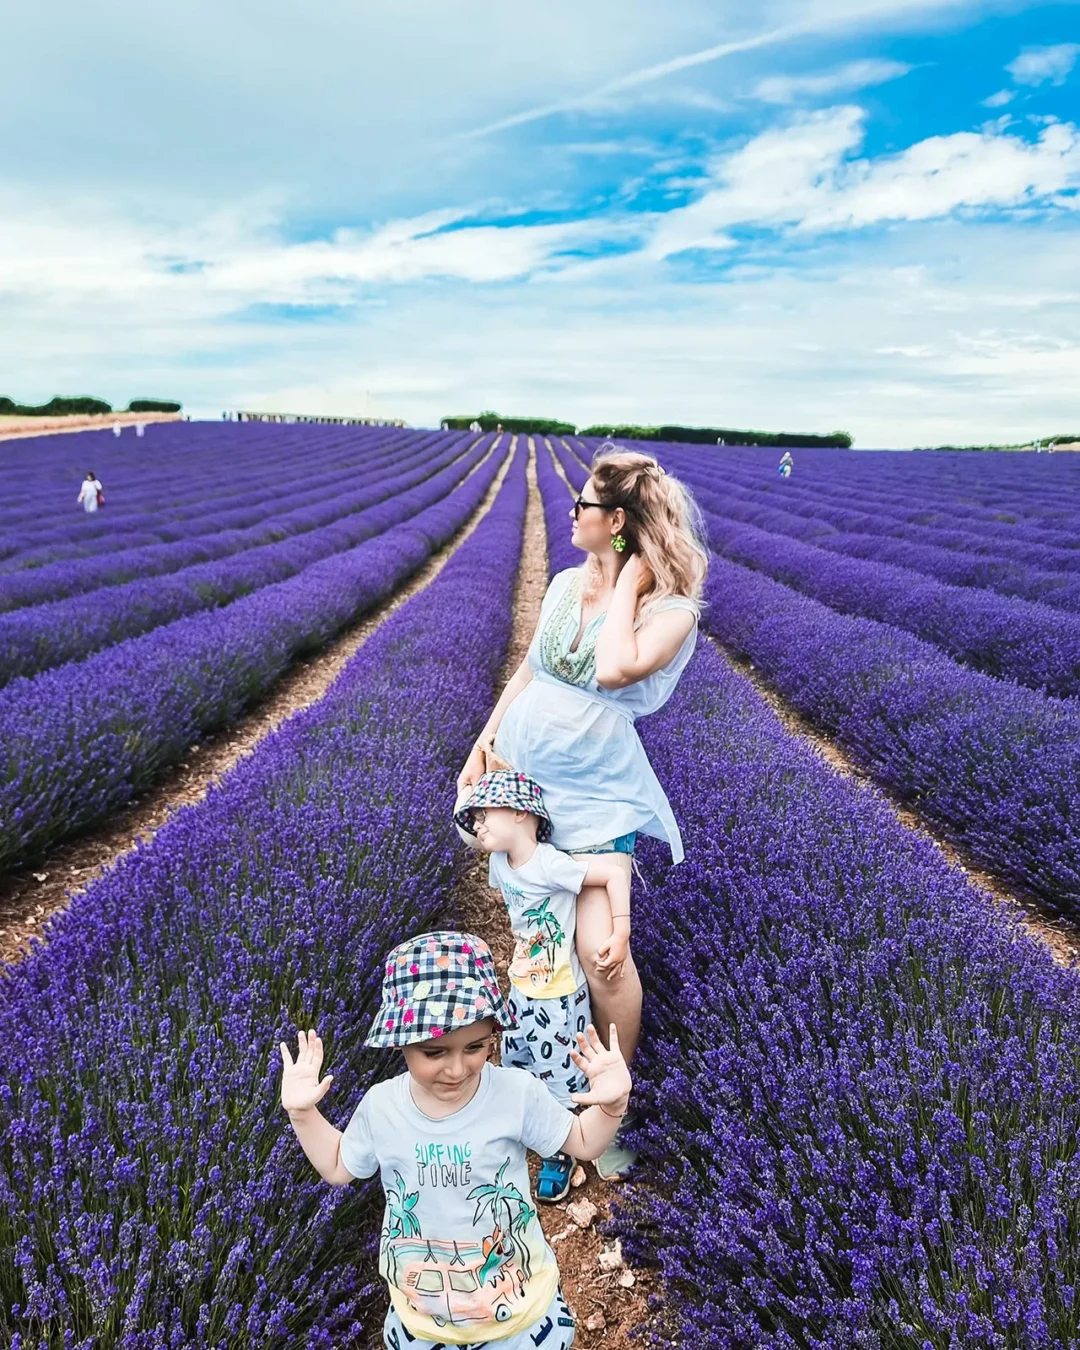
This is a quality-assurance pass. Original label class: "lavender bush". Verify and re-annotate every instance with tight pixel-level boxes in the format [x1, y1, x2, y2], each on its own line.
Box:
[532, 445, 1080, 1347]
[621, 634, 1080, 1348]
[0, 440, 528, 1348]
[0, 441, 508, 869]
[0, 431, 472, 610]
[0, 436, 493, 682]
[0, 424, 416, 566]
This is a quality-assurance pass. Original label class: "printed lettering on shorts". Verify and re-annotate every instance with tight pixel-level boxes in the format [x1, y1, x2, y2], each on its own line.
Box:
[503, 987, 591, 1108]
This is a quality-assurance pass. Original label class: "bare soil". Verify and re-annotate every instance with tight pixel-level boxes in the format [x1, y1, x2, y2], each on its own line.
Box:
[0, 411, 182, 441]
[0, 438, 513, 969]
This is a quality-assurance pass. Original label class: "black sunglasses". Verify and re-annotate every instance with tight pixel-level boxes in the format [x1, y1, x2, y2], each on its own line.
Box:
[572, 494, 624, 520]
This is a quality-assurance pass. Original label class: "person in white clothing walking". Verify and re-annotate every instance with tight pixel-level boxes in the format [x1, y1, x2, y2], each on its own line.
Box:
[77, 471, 103, 513]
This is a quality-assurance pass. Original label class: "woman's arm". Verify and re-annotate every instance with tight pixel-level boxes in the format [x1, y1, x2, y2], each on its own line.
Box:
[595, 556, 695, 690]
[478, 656, 534, 746]
[456, 657, 534, 792]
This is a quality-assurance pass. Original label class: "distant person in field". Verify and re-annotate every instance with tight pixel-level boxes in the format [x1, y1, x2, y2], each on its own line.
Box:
[457, 445, 707, 1179]
[135, 421, 145, 438]
[112, 423, 122, 437]
[77, 471, 103, 513]
[778, 450, 793, 478]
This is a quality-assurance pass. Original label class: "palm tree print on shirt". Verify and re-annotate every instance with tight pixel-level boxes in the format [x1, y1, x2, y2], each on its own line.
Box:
[468, 1159, 537, 1282]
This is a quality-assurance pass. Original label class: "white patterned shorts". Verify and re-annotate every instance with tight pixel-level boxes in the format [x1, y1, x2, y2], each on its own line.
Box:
[501, 984, 591, 1111]
[382, 1285, 576, 1349]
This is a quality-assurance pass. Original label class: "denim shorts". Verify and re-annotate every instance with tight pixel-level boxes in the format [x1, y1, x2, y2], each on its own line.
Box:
[572, 830, 637, 856]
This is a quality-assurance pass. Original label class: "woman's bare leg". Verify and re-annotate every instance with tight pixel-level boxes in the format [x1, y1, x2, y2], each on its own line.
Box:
[571, 854, 641, 1064]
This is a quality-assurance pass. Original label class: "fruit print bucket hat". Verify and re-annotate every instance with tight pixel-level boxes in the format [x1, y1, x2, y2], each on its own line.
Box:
[453, 769, 553, 847]
[365, 930, 517, 1049]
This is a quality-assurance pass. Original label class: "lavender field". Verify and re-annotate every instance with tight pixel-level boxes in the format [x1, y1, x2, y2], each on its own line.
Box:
[3, 422, 1080, 1348]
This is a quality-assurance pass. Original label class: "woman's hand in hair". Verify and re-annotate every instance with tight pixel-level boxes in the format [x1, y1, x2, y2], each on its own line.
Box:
[615, 551, 652, 599]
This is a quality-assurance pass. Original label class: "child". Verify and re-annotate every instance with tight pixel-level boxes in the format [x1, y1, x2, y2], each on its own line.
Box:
[454, 771, 631, 1201]
[280, 930, 632, 1349]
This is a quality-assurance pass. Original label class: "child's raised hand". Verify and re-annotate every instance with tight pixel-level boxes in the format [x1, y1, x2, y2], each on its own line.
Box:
[279, 1028, 334, 1115]
[594, 930, 630, 981]
[569, 1023, 632, 1114]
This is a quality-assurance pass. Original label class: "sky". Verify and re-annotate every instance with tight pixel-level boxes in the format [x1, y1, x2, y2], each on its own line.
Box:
[1, 0, 1078, 446]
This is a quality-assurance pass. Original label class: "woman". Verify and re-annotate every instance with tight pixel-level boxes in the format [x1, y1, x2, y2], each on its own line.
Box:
[457, 446, 708, 1173]
[76, 471, 103, 513]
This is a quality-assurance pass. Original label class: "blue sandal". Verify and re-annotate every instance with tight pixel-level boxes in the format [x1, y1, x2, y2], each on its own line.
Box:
[536, 1151, 575, 1203]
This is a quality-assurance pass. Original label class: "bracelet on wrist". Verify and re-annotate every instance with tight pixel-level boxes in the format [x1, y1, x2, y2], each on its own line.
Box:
[599, 1102, 627, 1119]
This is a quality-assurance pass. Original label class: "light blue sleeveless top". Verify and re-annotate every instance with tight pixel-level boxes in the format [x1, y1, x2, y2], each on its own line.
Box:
[494, 566, 698, 862]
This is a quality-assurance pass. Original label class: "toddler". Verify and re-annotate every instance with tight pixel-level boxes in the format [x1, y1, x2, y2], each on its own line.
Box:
[454, 771, 631, 1201]
[280, 930, 632, 1349]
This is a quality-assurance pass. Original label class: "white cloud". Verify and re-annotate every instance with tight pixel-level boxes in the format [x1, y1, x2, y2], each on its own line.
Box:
[1007, 43, 1080, 87]
[460, 0, 987, 139]
[0, 196, 621, 310]
[3, 196, 1079, 447]
[749, 57, 912, 103]
[982, 88, 1015, 106]
[648, 109, 1080, 256]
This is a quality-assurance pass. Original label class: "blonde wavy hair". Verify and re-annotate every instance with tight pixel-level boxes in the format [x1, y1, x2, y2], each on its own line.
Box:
[581, 444, 709, 616]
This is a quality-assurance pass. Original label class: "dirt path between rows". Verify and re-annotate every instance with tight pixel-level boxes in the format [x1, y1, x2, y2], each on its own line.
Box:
[554, 437, 1080, 968]
[0, 437, 515, 970]
[0, 411, 182, 441]
[448, 439, 671, 1349]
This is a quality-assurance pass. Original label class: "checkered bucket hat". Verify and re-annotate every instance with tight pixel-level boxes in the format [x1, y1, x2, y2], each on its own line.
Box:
[453, 770, 553, 845]
[365, 930, 517, 1049]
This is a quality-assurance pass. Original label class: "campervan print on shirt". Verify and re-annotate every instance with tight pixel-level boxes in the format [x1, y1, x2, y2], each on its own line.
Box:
[340, 1064, 574, 1344]
[488, 845, 588, 1000]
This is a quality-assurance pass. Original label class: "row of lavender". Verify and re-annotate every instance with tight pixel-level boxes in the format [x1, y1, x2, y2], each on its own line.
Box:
[580, 441, 1080, 698]
[652, 448, 1080, 598]
[571, 436, 1080, 588]
[0, 427, 448, 592]
[561, 437, 1080, 916]
[0, 434, 493, 682]
[0, 422, 414, 565]
[0, 440, 529, 1348]
[0, 437, 509, 870]
[536, 437, 1080, 1348]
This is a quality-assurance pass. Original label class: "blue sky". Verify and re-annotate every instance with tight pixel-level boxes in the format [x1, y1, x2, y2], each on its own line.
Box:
[1, 0, 1078, 445]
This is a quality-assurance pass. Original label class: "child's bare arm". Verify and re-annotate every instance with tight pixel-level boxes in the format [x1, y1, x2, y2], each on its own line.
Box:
[580, 856, 632, 927]
[286, 1104, 356, 1187]
[580, 857, 632, 979]
[559, 1024, 632, 1161]
[280, 1029, 355, 1186]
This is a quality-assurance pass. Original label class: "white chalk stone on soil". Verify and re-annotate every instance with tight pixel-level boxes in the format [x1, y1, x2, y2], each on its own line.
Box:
[567, 1197, 599, 1229]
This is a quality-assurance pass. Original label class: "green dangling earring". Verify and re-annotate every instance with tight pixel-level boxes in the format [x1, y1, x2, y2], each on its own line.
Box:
[611, 534, 627, 553]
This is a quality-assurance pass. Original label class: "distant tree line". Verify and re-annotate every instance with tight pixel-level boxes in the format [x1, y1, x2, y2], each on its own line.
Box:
[0, 396, 182, 416]
[442, 412, 853, 447]
[580, 423, 854, 449]
[917, 436, 1080, 451]
[442, 411, 576, 434]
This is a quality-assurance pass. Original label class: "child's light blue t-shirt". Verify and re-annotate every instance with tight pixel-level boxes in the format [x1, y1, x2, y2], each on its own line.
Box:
[488, 843, 588, 1000]
[340, 1063, 572, 1344]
